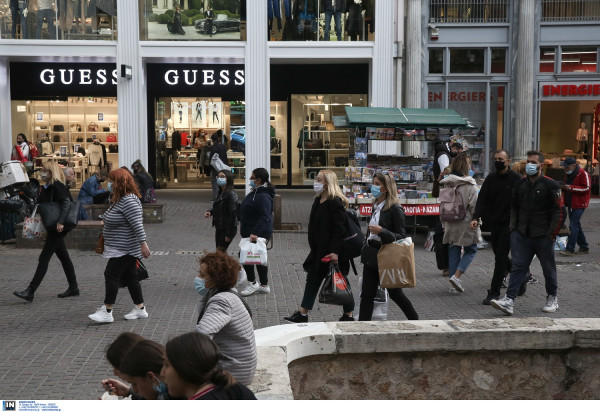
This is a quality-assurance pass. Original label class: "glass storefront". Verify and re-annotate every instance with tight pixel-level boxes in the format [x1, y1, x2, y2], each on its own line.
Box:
[1, 0, 117, 40]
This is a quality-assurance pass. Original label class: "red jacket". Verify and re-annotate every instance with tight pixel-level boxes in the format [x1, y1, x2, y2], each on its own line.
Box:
[564, 166, 590, 209]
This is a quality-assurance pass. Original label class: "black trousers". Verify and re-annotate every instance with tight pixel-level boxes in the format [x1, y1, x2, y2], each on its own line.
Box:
[104, 255, 144, 306]
[359, 264, 418, 321]
[29, 231, 77, 292]
[215, 228, 234, 252]
[489, 223, 512, 296]
[300, 260, 354, 314]
[243, 264, 269, 285]
[165, 148, 178, 180]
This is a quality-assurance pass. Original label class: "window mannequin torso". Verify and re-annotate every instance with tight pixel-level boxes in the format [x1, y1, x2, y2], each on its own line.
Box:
[577, 121, 589, 154]
[166, 118, 174, 149]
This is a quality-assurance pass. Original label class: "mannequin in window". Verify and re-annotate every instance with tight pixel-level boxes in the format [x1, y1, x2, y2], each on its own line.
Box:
[345, 0, 364, 41]
[212, 103, 220, 124]
[204, 5, 214, 37]
[36, 0, 56, 39]
[195, 102, 203, 121]
[165, 118, 180, 183]
[322, 0, 344, 41]
[10, 0, 28, 39]
[294, 0, 317, 40]
[268, 0, 282, 39]
[57, 0, 75, 38]
[576, 121, 589, 154]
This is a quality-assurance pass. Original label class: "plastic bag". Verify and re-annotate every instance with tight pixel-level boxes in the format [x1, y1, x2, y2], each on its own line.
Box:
[237, 266, 247, 285]
[210, 153, 231, 172]
[239, 237, 268, 266]
[318, 263, 354, 306]
[424, 230, 435, 251]
[554, 236, 568, 251]
[353, 276, 389, 321]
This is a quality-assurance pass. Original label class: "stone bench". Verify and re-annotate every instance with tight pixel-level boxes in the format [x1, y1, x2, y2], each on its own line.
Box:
[15, 220, 103, 251]
[83, 203, 165, 223]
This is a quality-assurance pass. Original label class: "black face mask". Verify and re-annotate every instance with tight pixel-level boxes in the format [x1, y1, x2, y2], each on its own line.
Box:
[494, 161, 507, 172]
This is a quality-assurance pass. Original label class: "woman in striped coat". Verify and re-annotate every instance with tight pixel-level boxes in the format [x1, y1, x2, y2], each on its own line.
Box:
[89, 168, 151, 323]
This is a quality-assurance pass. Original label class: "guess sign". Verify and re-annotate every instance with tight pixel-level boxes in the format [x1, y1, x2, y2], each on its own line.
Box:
[403, 204, 440, 216]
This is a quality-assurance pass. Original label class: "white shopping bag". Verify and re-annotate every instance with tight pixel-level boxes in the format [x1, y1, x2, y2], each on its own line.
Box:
[237, 266, 247, 285]
[239, 237, 268, 266]
[353, 276, 389, 321]
[210, 153, 231, 172]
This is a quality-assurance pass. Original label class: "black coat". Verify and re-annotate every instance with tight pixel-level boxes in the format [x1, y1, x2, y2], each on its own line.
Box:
[360, 203, 406, 268]
[209, 142, 228, 173]
[238, 186, 275, 239]
[473, 169, 522, 227]
[303, 197, 346, 275]
[210, 189, 239, 239]
[510, 175, 562, 238]
[134, 171, 154, 199]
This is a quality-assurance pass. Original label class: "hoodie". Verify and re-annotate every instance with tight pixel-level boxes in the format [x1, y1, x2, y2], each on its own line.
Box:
[238, 185, 275, 239]
[440, 174, 481, 246]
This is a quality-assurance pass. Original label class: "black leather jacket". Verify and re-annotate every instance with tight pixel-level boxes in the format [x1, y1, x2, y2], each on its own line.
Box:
[510, 175, 561, 238]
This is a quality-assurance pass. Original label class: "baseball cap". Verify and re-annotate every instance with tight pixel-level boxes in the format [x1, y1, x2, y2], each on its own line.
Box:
[561, 157, 576, 167]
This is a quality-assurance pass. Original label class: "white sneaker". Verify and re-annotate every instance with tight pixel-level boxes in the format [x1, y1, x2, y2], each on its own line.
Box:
[542, 295, 558, 313]
[490, 296, 514, 315]
[124, 306, 149, 320]
[240, 281, 260, 297]
[449, 275, 464, 293]
[89, 305, 114, 323]
[258, 285, 271, 294]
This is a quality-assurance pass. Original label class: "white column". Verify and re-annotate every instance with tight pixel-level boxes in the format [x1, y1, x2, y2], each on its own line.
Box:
[116, 0, 145, 169]
[245, 2, 269, 193]
[405, 0, 422, 108]
[0, 57, 11, 162]
[371, 0, 395, 107]
[514, 0, 535, 160]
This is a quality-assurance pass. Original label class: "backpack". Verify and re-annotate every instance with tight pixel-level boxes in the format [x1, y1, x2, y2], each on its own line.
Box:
[439, 185, 466, 222]
[339, 208, 365, 261]
[28, 142, 39, 160]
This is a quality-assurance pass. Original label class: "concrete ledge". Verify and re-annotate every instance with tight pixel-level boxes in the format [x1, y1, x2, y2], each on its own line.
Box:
[83, 203, 165, 223]
[254, 318, 600, 399]
[15, 220, 103, 250]
[248, 346, 293, 400]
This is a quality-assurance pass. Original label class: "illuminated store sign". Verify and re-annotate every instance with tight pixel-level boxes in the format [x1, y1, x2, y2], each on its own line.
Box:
[539, 82, 600, 99]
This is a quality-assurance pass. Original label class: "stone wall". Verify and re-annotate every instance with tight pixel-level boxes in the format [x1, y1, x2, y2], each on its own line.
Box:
[16, 220, 103, 250]
[83, 203, 165, 223]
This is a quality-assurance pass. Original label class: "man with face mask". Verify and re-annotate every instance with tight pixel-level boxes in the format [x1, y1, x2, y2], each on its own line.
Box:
[490, 150, 562, 316]
[78, 169, 109, 205]
[470, 149, 523, 305]
[558, 157, 590, 256]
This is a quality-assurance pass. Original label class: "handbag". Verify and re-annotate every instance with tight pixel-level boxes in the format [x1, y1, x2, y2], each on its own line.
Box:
[53, 125, 64, 132]
[106, 134, 117, 142]
[318, 262, 354, 306]
[137, 259, 149, 281]
[95, 233, 104, 254]
[239, 237, 268, 266]
[38, 186, 80, 232]
[143, 188, 157, 203]
[108, 144, 118, 153]
[22, 205, 47, 240]
[76, 136, 84, 142]
[70, 124, 82, 132]
[376, 238, 416, 289]
[103, 127, 110, 132]
[210, 153, 231, 172]
[353, 276, 389, 320]
[87, 122, 99, 132]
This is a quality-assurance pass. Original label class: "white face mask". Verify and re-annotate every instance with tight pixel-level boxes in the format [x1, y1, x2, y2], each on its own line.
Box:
[313, 182, 324, 194]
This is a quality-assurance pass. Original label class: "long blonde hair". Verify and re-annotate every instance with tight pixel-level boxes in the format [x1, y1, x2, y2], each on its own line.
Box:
[42, 161, 65, 185]
[319, 169, 349, 208]
[373, 173, 400, 211]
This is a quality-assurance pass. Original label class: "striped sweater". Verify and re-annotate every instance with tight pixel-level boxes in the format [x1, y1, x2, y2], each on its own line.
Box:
[195, 291, 257, 386]
[103, 194, 147, 259]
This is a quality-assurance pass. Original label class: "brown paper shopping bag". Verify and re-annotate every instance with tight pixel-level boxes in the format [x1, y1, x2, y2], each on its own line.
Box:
[377, 241, 416, 288]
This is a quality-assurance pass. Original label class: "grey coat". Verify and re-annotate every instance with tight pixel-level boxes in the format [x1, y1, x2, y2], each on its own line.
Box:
[441, 174, 481, 246]
[195, 291, 257, 385]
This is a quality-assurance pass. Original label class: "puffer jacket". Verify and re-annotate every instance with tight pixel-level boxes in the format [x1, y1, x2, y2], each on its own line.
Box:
[441, 174, 481, 246]
[210, 189, 239, 239]
[238, 185, 275, 239]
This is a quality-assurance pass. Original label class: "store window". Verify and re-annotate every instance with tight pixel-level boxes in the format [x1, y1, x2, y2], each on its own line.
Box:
[540, 47, 556, 73]
[560, 46, 598, 73]
[139, 0, 245, 41]
[10, 97, 119, 188]
[491, 48, 506, 74]
[429, 49, 444, 74]
[269, 0, 375, 41]
[0, 0, 117, 40]
[429, 0, 508, 23]
[450, 49, 485, 74]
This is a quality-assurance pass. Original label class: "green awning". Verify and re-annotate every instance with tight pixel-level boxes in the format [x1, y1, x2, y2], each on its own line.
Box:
[345, 107, 467, 128]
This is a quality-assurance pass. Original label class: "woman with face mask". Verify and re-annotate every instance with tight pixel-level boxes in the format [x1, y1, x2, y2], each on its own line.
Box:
[14, 161, 79, 302]
[204, 170, 238, 252]
[193, 251, 256, 386]
[284, 169, 356, 323]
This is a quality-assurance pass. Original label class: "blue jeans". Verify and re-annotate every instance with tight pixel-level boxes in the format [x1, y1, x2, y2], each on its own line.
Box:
[566, 208, 588, 252]
[323, 11, 342, 40]
[507, 231, 557, 300]
[448, 244, 477, 277]
[10, 4, 27, 39]
[36, 9, 56, 39]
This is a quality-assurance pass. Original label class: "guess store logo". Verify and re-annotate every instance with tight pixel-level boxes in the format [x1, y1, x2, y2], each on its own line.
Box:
[40, 68, 118, 85]
[163, 69, 245, 86]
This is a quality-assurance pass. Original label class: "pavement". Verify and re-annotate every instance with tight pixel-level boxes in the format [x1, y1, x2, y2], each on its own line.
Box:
[1, 189, 599, 399]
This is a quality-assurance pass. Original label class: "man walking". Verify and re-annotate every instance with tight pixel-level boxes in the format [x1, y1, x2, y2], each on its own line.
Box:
[559, 157, 590, 256]
[470, 149, 522, 305]
[491, 150, 562, 315]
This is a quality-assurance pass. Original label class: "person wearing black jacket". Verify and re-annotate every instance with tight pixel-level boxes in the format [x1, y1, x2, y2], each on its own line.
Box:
[208, 130, 229, 201]
[131, 160, 155, 203]
[204, 170, 238, 252]
[14, 161, 79, 302]
[359, 173, 418, 321]
[284, 169, 355, 323]
[471, 149, 524, 305]
[491, 150, 562, 316]
[238, 168, 274, 296]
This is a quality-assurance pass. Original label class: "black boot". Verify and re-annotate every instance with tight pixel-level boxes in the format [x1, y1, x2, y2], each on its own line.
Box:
[58, 285, 80, 298]
[14, 287, 34, 302]
[482, 289, 499, 305]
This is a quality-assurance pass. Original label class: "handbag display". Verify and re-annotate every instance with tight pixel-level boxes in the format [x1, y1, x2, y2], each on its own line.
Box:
[95, 233, 104, 254]
[53, 125, 64, 132]
[22, 205, 47, 240]
[376, 238, 416, 289]
[70, 124, 82, 132]
[53, 135, 61, 142]
[318, 262, 354, 306]
[106, 134, 117, 142]
[103, 127, 110, 132]
[87, 122, 99, 132]
[76, 136, 84, 142]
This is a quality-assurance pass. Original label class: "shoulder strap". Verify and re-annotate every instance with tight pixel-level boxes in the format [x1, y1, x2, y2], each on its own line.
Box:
[349, 258, 359, 276]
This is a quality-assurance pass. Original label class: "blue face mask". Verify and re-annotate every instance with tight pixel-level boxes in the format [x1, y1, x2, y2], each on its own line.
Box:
[371, 185, 382, 198]
[468, 169, 475, 177]
[525, 163, 539, 176]
[565, 168, 574, 175]
[249, 180, 256, 188]
[217, 177, 227, 187]
[152, 379, 169, 400]
[194, 277, 208, 296]
[107, 181, 113, 193]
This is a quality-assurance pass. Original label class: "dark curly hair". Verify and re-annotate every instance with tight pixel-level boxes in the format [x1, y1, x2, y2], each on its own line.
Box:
[198, 250, 239, 290]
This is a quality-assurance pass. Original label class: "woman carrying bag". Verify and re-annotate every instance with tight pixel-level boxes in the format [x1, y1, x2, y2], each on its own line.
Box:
[14, 161, 79, 302]
[88, 168, 151, 323]
[284, 169, 355, 323]
[359, 173, 419, 321]
[204, 170, 238, 252]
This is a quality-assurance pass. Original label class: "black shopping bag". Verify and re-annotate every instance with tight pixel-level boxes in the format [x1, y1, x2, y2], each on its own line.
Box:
[318, 263, 353, 306]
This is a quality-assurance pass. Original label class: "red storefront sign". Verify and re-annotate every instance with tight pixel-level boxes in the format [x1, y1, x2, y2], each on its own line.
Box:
[541, 83, 600, 98]
[403, 204, 440, 216]
[359, 204, 372, 216]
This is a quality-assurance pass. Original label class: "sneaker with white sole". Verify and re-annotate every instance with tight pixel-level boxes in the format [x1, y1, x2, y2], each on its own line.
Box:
[542, 295, 558, 313]
[89, 305, 114, 323]
[490, 296, 514, 315]
[449, 275, 464, 293]
[123, 306, 149, 320]
[240, 281, 260, 297]
[258, 285, 271, 294]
